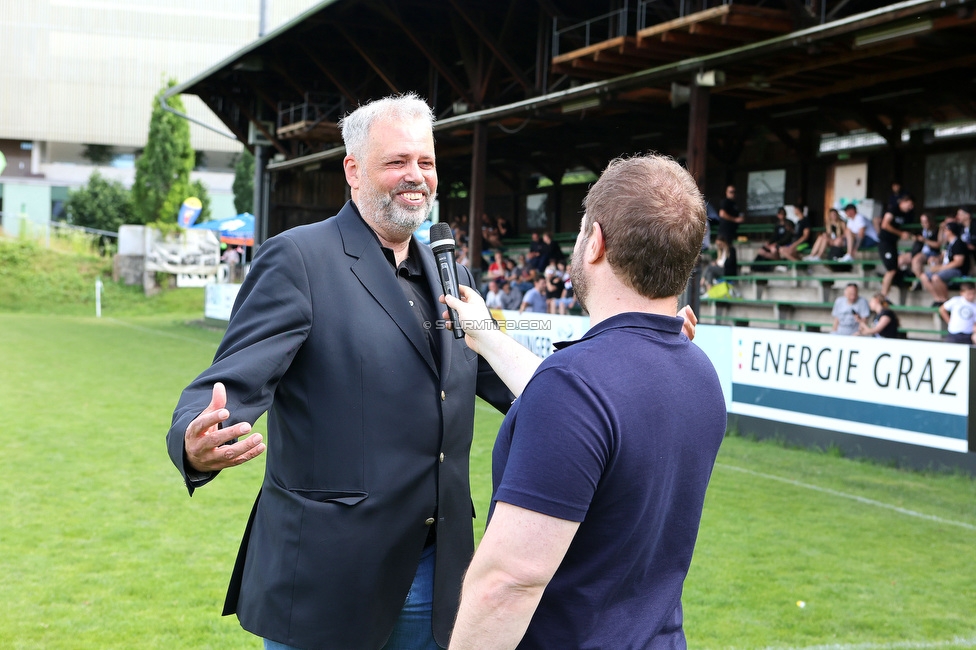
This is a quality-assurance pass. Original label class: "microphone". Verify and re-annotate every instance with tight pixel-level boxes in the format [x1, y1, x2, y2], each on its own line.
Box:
[428, 222, 465, 339]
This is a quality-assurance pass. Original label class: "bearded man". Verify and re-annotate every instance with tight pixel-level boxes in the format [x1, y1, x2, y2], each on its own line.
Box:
[166, 94, 513, 650]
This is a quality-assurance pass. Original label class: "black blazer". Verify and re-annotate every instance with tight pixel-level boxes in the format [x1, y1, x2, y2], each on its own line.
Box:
[167, 202, 512, 649]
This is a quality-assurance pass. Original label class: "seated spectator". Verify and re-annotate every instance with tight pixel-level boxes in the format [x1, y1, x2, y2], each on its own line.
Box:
[486, 251, 506, 280]
[830, 283, 870, 335]
[781, 205, 812, 261]
[520, 276, 549, 313]
[484, 279, 504, 309]
[556, 266, 577, 314]
[838, 203, 879, 262]
[495, 215, 512, 240]
[526, 232, 547, 271]
[859, 293, 902, 338]
[497, 280, 522, 311]
[753, 207, 794, 262]
[919, 221, 970, 306]
[481, 213, 502, 250]
[546, 262, 566, 313]
[908, 212, 940, 288]
[939, 282, 976, 344]
[701, 235, 738, 292]
[805, 208, 846, 261]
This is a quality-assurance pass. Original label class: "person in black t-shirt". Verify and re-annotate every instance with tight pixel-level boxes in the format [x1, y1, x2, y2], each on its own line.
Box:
[717, 185, 744, 243]
[859, 293, 902, 338]
[753, 207, 793, 262]
[878, 194, 915, 298]
[920, 221, 971, 306]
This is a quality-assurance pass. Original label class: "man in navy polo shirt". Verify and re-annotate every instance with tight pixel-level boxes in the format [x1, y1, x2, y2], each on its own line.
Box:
[444, 154, 727, 649]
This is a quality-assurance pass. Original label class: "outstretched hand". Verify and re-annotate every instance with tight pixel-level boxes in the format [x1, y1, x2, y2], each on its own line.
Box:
[184, 382, 266, 473]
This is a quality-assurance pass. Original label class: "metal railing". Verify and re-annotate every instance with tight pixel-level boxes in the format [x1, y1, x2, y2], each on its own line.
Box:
[552, 1, 631, 57]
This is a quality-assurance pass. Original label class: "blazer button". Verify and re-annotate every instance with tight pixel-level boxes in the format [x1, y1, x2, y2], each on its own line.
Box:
[441, 390, 446, 401]
[425, 517, 435, 526]
[439, 452, 445, 463]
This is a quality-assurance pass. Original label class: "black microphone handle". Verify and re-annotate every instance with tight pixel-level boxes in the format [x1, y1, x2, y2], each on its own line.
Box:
[436, 248, 465, 339]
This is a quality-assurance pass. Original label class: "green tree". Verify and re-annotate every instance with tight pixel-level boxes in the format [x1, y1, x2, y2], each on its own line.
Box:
[131, 78, 194, 225]
[233, 149, 254, 215]
[189, 178, 212, 224]
[63, 172, 133, 233]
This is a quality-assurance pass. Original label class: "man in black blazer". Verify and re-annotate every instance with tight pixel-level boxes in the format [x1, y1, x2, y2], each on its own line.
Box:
[167, 94, 512, 650]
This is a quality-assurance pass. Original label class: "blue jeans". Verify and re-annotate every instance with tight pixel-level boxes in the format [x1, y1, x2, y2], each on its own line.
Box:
[263, 544, 441, 650]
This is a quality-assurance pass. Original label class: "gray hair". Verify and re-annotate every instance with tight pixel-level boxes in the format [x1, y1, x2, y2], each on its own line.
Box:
[339, 93, 435, 160]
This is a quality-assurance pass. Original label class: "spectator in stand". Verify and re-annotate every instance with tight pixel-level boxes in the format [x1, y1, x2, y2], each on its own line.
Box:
[520, 276, 549, 313]
[753, 207, 794, 262]
[542, 232, 566, 265]
[919, 221, 970, 307]
[955, 207, 973, 255]
[487, 251, 506, 280]
[781, 205, 812, 261]
[556, 266, 577, 315]
[886, 181, 908, 213]
[484, 279, 504, 309]
[717, 184, 745, 243]
[908, 213, 940, 289]
[701, 235, 738, 291]
[806, 208, 847, 261]
[498, 280, 523, 311]
[831, 283, 870, 335]
[495, 215, 512, 240]
[939, 282, 976, 344]
[858, 293, 902, 338]
[546, 262, 566, 314]
[877, 194, 915, 298]
[482, 213, 502, 250]
[839, 203, 879, 262]
[526, 232, 547, 271]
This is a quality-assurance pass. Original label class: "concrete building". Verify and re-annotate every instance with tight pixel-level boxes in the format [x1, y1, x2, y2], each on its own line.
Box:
[0, 0, 321, 235]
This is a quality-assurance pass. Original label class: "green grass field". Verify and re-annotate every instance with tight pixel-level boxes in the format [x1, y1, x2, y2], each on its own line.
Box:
[2, 238, 975, 648]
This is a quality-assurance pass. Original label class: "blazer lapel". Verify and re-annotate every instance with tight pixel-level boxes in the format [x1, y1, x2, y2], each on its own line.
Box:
[337, 202, 439, 376]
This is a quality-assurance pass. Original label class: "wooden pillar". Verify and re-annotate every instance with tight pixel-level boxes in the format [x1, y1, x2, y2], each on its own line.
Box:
[467, 121, 488, 286]
[685, 83, 710, 316]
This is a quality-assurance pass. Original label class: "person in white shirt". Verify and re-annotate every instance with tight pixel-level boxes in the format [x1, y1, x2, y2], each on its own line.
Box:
[484, 279, 504, 309]
[838, 203, 879, 262]
[939, 282, 976, 344]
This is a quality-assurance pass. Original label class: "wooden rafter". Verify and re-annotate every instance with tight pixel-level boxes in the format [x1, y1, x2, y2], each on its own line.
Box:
[746, 52, 976, 109]
[335, 24, 401, 94]
[377, 5, 474, 104]
[446, 0, 533, 92]
[298, 44, 358, 105]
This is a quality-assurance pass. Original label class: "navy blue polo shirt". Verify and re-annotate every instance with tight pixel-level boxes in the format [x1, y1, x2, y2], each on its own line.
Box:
[490, 311, 727, 649]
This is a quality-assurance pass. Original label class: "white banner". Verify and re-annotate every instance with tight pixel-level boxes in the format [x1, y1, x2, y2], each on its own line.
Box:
[205, 283, 241, 321]
[730, 327, 969, 451]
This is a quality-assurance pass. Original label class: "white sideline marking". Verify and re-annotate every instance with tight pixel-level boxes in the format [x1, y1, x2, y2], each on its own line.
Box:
[716, 463, 976, 532]
[104, 318, 220, 347]
[755, 638, 976, 649]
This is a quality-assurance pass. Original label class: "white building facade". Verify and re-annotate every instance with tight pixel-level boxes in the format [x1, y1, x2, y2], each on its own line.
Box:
[0, 0, 321, 234]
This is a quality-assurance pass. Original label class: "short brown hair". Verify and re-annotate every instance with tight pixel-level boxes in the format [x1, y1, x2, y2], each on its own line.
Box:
[582, 154, 706, 299]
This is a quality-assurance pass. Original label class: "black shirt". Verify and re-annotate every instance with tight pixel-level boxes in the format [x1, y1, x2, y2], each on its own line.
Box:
[880, 207, 914, 245]
[718, 197, 741, 241]
[381, 242, 441, 367]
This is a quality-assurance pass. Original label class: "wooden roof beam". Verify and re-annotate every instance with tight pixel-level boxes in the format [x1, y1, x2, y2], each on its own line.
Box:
[446, 0, 534, 93]
[377, 5, 475, 105]
[298, 44, 358, 105]
[335, 24, 401, 95]
[746, 53, 976, 110]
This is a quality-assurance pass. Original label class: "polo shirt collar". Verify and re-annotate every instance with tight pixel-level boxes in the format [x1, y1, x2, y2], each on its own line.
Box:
[553, 311, 683, 350]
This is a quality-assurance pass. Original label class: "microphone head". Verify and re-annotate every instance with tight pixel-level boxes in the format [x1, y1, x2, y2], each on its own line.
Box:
[429, 222, 456, 253]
